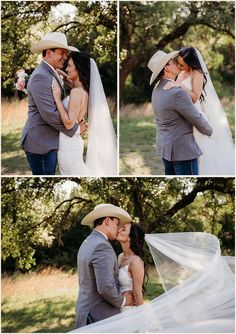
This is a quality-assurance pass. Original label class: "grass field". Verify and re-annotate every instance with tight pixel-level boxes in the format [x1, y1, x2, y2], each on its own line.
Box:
[1, 99, 29, 175]
[2, 97, 234, 176]
[1, 266, 163, 333]
[119, 97, 235, 175]
[119, 103, 163, 175]
[1, 98, 117, 175]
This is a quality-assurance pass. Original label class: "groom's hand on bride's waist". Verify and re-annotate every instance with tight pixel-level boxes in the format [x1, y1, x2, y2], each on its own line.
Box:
[79, 120, 88, 136]
[123, 290, 135, 306]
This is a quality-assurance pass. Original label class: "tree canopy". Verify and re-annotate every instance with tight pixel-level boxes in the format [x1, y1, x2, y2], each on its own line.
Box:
[1, 177, 234, 272]
[120, 1, 235, 103]
[1, 1, 117, 97]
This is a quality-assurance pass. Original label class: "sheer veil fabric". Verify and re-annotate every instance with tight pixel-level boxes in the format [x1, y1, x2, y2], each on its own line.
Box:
[85, 58, 117, 176]
[72, 233, 235, 333]
[195, 48, 235, 175]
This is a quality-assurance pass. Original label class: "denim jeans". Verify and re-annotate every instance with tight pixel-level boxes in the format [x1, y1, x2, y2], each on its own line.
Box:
[163, 158, 198, 175]
[26, 150, 57, 175]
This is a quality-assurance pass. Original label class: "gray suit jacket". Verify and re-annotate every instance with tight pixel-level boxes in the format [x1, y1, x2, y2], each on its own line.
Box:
[20, 61, 78, 154]
[152, 78, 213, 161]
[76, 230, 123, 328]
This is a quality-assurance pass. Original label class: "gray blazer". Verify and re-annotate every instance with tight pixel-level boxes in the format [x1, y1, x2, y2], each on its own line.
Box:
[152, 78, 213, 161]
[20, 61, 78, 154]
[76, 230, 123, 328]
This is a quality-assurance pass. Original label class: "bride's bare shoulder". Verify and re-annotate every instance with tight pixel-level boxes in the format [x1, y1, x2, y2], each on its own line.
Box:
[70, 87, 88, 105]
[130, 255, 144, 267]
[192, 69, 204, 80]
[70, 87, 87, 96]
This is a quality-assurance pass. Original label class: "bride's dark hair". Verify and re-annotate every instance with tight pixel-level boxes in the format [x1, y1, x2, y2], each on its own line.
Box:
[179, 47, 207, 102]
[129, 222, 148, 293]
[70, 51, 90, 93]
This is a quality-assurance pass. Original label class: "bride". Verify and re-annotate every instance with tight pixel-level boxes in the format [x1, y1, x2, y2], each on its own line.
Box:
[72, 232, 235, 333]
[116, 222, 146, 310]
[52, 51, 117, 176]
[164, 47, 235, 175]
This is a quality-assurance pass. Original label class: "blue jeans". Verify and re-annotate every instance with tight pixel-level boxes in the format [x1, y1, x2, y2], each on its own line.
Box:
[163, 158, 198, 175]
[26, 150, 57, 175]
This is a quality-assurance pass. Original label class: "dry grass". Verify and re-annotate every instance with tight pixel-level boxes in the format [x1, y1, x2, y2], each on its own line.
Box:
[1, 98, 28, 127]
[1, 267, 78, 333]
[1, 266, 162, 333]
[120, 102, 153, 118]
[1, 97, 117, 175]
[2, 267, 78, 300]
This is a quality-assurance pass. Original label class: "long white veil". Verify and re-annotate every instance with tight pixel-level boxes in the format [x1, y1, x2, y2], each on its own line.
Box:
[72, 232, 235, 333]
[195, 48, 235, 174]
[85, 58, 117, 176]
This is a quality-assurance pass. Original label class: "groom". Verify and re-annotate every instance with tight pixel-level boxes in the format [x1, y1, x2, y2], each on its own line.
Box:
[20, 32, 87, 175]
[148, 50, 213, 175]
[76, 204, 134, 328]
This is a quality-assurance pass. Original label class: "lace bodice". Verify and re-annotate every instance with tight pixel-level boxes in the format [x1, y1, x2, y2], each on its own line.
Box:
[118, 255, 142, 293]
[118, 264, 133, 293]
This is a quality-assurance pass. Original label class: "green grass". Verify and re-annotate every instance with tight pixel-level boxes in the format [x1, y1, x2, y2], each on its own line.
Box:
[145, 277, 164, 301]
[120, 99, 235, 175]
[119, 115, 164, 175]
[1, 267, 163, 333]
[1, 99, 30, 175]
[225, 105, 235, 139]
[2, 297, 76, 333]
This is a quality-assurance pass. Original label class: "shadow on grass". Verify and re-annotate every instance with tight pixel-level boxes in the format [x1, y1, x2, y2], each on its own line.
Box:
[1, 129, 30, 175]
[1, 130, 22, 153]
[120, 116, 163, 175]
[1, 297, 76, 333]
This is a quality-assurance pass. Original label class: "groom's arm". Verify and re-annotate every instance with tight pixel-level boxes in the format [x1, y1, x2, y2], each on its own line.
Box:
[29, 72, 79, 136]
[91, 243, 124, 308]
[175, 89, 213, 136]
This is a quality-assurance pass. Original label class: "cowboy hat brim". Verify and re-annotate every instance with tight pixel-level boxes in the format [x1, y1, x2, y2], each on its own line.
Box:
[30, 40, 79, 54]
[149, 50, 179, 85]
[81, 206, 132, 227]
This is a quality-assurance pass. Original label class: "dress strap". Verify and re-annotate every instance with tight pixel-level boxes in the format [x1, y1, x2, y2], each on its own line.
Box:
[127, 255, 142, 266]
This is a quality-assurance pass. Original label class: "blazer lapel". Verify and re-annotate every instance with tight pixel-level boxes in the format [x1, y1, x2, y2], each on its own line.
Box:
[40, 61, 66, 99]
[52, 73, 66, 100]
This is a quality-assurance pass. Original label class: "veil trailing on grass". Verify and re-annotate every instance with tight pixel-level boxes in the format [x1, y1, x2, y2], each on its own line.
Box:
[195, 48, 235, 174]
[72, 232, 235, 333]
[85, 58, 117, 176]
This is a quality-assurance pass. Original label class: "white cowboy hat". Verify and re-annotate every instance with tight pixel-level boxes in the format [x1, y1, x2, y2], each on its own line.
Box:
[81, 203, 132, 226]
[148, 50, 179, 84]
[30, 32, 79, 54]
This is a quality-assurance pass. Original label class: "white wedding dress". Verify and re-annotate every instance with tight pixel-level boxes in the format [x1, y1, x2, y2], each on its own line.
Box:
[58, 96, 89, 175]
[180, 49, 235, 175]
[72, 232, 234, 333]
[180, 75, 221, 175]
[58, 58, 117, 176]
[118, 256, 137, 312]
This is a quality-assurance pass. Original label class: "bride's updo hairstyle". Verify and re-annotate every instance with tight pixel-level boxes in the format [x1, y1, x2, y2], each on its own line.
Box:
[179, 47, 207, 102]
[129, 222, 148, 293]
[70, 51, 90, 94]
